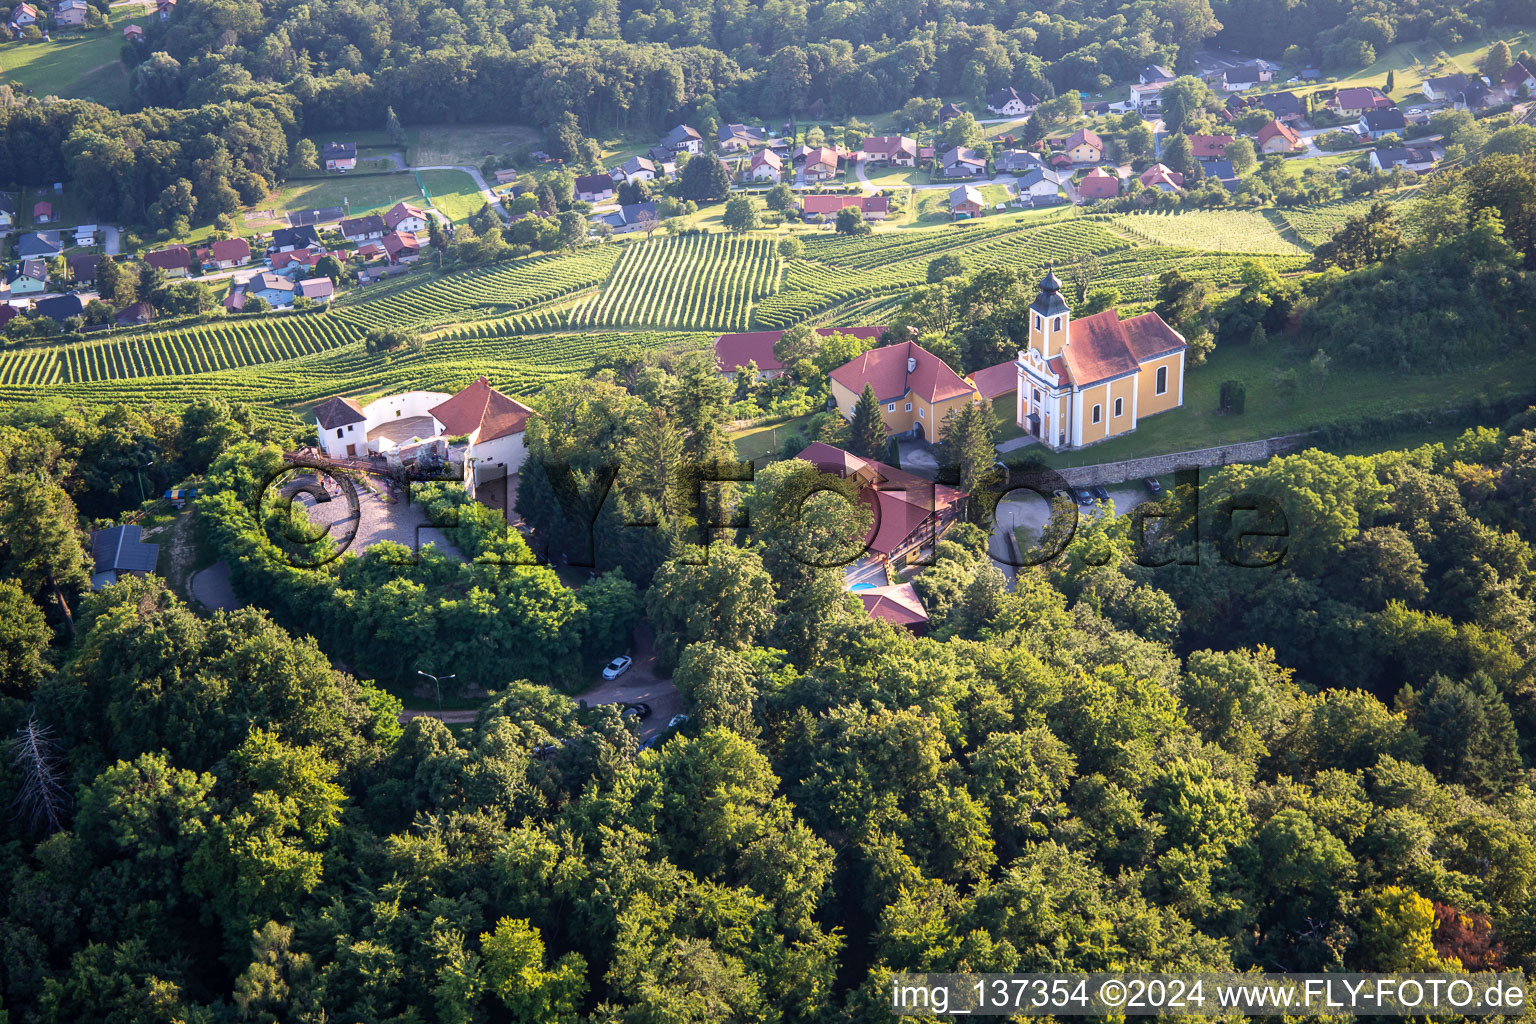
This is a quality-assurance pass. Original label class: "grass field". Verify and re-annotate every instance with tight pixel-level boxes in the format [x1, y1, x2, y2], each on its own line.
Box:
[417, 169, 489, 223]
[261, 173, 427, 222]
[0, 13, 134, 104]
[409, 124, 540, 167]
[1112, 210, 1308, 256]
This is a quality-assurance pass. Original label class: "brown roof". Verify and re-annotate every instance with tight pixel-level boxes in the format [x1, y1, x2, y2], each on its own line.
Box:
[714, 326, 885, 373]
[1256, 119, 1301, 147]
[802, 146, 838, 169]
[1332, 86, 1380, 109]
[969, 360, 1018, 400]
[829, 340, 975, 405]
[858, 582, 929, 628]
[1059, 309, 1184, 386]
[429, 376, 533, 443]
[384, 202, 427, 230]
[1189, 134, 1233, 158]
[68, 253, 98, 280]
[574, 172, 614, 193]
[314, 395, 365, 429]
[798, 442, 965, 557]
[143, 245, 191, 271]
[1119, 312, 1186, 360]
[210, 237, 249, 262]
[382, 231, 419, 258]
[862, 135, 917, 158]
[1065, 128, 1104, 152]
[801, 194, 885, 216]
[340, 214, 385, 236]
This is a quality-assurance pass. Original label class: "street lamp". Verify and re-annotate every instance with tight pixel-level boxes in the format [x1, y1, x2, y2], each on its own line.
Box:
[418, 669, 455, 712]
[135, 459, 153, 505]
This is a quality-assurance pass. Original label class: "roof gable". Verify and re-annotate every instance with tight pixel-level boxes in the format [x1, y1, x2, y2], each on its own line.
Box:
[429, 376, 533, 442]
[828, 340, 975, 405]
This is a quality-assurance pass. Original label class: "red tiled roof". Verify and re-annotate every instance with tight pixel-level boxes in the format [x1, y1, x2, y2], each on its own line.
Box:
[829, 340, 975, 405]
[1060, 309, 1185, 386]
[858, 582, 929, 628]
[1189, 134, 1233, 158]
[801, 194, 886, 216]
[32, 201, 51, 217]
[211, 237, 249, 262]
[1257, 120, 1301, 148]
[143, 245, 191, 271]
[382, 231, 419, 259]
[1078, 166, 1120, 198]
[384, 202, 427, 230]
[1332, 87, 1379, 109]
[429, 376, 532, 443]
[970, 360, 1019, 400]
[1120, 312, 1186, 360]
[714, 326, 885, 373]
[801, 146, 838, 169]
[1139, 163, 1184, 189]
[862, 135, 917, 158]
[797, 442, 964, 557]
[1065, 128, 1103, 152]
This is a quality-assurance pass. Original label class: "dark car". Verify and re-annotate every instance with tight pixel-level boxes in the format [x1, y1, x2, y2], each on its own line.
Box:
[1075, 488, 1095, 507]
[1144, 477, 1163, 496]
[1091, 485, 1111, 503]
[623, 702, 652, 720]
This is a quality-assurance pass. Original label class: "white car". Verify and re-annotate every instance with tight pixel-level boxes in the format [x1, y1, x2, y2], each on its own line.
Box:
[602, 656, 633, 680]
[668, 714, 689, 729]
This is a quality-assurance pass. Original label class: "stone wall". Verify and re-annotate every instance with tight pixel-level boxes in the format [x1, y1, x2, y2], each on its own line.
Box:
[1053, 434, 1310, 487]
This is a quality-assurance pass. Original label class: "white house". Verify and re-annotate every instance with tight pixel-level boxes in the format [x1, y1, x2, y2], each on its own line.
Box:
[1130, 80, 1168, 112]
[986, 87, 1037, 116]
[613, 156, 656, 183]
[383, 202, 429, 234]
[750, 149, 783, 182]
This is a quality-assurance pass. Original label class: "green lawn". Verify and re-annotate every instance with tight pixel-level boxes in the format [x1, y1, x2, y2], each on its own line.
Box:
[0, 15, 134, 104]
[417, 169, 490, 223]
[409, 124, 540, 167]
[1010, 344, 1536, 469]
[732, 413, 816, 464]
[266, 172, 427, 220]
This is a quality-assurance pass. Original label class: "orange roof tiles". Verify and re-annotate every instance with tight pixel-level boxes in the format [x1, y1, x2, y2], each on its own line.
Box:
[829, 340, 975, 405]
[429, 376, 533, 442]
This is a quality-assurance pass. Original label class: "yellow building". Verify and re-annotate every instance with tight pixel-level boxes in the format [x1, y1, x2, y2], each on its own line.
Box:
[829, 340, 978, 441]
[1014, 267, 1186, 448]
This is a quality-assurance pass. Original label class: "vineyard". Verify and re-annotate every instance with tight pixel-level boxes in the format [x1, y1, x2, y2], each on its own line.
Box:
[567, 234, 780, 330]
[332, 247, 620, 331]
[1111, 210, 1308, 256]
[1279, 190, 1423, 246]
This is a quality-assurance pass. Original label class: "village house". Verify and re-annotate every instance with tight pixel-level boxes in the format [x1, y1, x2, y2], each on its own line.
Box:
[15, 233, 59, 260]
[939, 102, 964, 121]
[6, 259, 47, 296]
[382, 231, 420, 264]
[713, 325, 885, 379]
[613, 156, 656, 184]
[1329, 86, 1391, 117]
[493, 169, 518, 185]
[1455, 80, 1497, 111]
[321, 142, 357, 172]
[749, 149, 783, 182]
[1500, 62, 1535, 99]
[53, 0, 88, 27]
[860, 135, 918, 166]
[828, 339, 980, 441]
[1369, 146, 1436, 173]
[1138, 163, 1184, 192]
[144, 245, 192, 278]
[89, 524, 159, 589]
[250, 271, 295, 306]
[34, 292, 84, 324]
[660, 124, 702, 155]
[116, 301, 155, 326]
[1063, 128, 1104, 164]
[340, 214, 386, 242]
[941, 146, 987, 177]
[270, 225, 321, 252]
[1358, 108, 1407, 141]
[1422, 73, 1469, 102]
[800, 194, 888, 221]
[948, 184, 985, 218]
[798, 146, 839, 181]
[1139, 64, 1173, 84]
[67, 253, 97, 285]
[1222, 61, 1273, 91]
[1130, 80, 1169, 112]
[1264, 91, 1307, 122]
[383, 202, 429, 234]
[313, 377, 533, 497]
[995, 149, 1047, 174]
[10, 2, 37, 29]
[122, 22, 142, 39]
[156, 0, 175, 21]
[1015, 167, 1064, 201]
[595, 201, 658, 235]
[796, 441, 966, 579]
[1256, 119, 1303, 154]
[1077, 166, 1121, 199]
[32, 201, 53, 224]
[1189, 134, 1234, 159]
[297, 277, 334, 302]
[986, 87, 1036, 116]
[1012, 266, 1186, 449]
[210, 237, 250, 269]
[717, 123, 764, 152]
[574, 172, 615, 203]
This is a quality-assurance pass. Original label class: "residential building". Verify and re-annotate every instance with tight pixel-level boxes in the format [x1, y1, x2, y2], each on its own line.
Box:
[116, 301, 155, 326]
[144, 245, 192, 277]
[89, 524, 159, 589]
[1015, 167, 1064, 200]
[383, 202, 428, 234]
[210, 237, 250, 269]
[801, 194, 888, 221]
[340, 214, 386, 242]
[493, 169, 518, 185]
[574, 173, 615, 202]
[1138, 163, 1184, 191]
[67, 253, 97, 284]
[995, 149, 1047, 174]
[1012, 266, 1186, 449]
[660, 124, 702, 155]
[796, 441, 966, 572]
[0, 194, 13, 229]
[613, 156, 656, 183]
[32, 201, 53, 224]
[1501, 62, 1536, 99]
[1189, 134, 1234, 159]
[155, 0, 175, 20]
[1330, 86, 1390, 117]
[1264, 91, 1306, 122]
[270, 225, 321, 252]
[54, 0, 88, 27]
[1369, 146, 1435, 172]
[1455, 80, 1497, 111]
[73, 223, 96, 246]
[749, 149, 783, 182]
[860, 135, 918, 166]
[1256, 119, 1303, 154]
[1359, 108, 1407, 140]
[939, 102, 964, 121]
[382, 231, 420, 264]
[1130, 80, 1169, 112]
[1421, 73, 1469, 102]
[297, 277, 334, 302]
[828, 339, 979, 441]
[1063, 128, 1104, 164]
[122, 22, 142, 38]
[1222, 62, 1273, 91]
[7, 259, 47, 296]
[1077, 166, 1121, 199]
[941, 146, 987, 177]
[250, 271, 296, 305]
[33, 292, 84, 323]
[856, 582, 929, 633]
[717, 123, 764, 152]
[986, 87, 1034, 116]
[713, 325, 885, 379]
[595, 201, 659, 235]
[16, 233, 60, 259]
[321, 142, 357, 171]
[1139, 64, 1174, 84]
[799, 146, 839, 181]
[10, 2, 37, 28]
[949, 184, 985, 218]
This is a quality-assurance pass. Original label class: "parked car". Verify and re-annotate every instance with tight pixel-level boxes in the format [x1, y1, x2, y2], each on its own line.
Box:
[1144, 477, 1163, 496]
[1091, 485, 1110, 503]
[668, 714, 689, 729]
[1075, 488, 1095, 506]
[533, 740, 563, 760]
[623, 702, 652, 720]
[602, 655, 632, 680]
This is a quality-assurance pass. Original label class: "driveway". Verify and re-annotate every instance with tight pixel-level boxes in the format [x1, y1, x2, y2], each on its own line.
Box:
[287, 472, 465, 561]
[575, 621, 682, 740]
[897, 439, 940, 476]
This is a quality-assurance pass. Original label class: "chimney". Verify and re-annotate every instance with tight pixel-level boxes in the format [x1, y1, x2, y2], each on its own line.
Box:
[906, 356, 917, 373]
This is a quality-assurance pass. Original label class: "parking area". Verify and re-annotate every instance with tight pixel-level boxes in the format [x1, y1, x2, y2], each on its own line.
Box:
[289, 472, 466, 560]
[576, 623, 683, 741]
[989, 481, 1161, 569]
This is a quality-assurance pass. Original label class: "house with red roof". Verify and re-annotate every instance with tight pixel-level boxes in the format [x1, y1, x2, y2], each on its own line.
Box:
[210, 237, 251, 269]
[856, 581, 930, 632]
[383, 201, 429, 233]
[797, 146, 839, 181]
[799, 194, 888, 221]
[32, 201, 53, 224]
[713, 326, 885, 379]
[828, 339, 980, 442]
[143, 245, 192, 277]
[382, 231, 420, 264]
[1138, 163, 1184, 191]
[797, 441, 967, 571]
[749, 149, 783, 182]
[1189, 134, 1234, 159]
[860, 135, 918, 166]
[1012, 265, 1186, 449]
[1064, 128, 1104, 164]
[1328, 87, 1391, 118]
[1077, 166, 1121, 199]
[1256, 119, 1303, 154]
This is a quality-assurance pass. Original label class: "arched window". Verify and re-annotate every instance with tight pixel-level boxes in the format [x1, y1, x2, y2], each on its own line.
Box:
[1114, 397, 1123, 417]
[1053, 316, 1062, 332]
[1156, 366, 1168, 395]
[1092, 404, 1102, 424]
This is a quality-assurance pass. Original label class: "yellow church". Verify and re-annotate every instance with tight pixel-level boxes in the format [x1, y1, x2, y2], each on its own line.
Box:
[1014, 266, 1186, 448]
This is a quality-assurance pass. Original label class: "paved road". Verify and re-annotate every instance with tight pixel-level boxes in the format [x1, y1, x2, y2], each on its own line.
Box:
[189, 560, 240, 611]
[575, 622, 682, 741]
